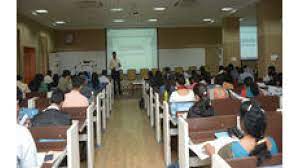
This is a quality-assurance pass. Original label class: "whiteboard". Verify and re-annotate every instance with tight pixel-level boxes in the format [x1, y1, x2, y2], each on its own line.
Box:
[159, 48, 206, 70]
[49, 51, 106, 75]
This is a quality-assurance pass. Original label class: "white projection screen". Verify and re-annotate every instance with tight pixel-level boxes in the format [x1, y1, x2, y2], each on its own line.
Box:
[106, 28, 158, 73]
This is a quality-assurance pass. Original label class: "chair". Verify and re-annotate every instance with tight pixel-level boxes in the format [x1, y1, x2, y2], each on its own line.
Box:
[175, 67, 184, 73]
[140, 68, 149, 80]
[152, 68, 158, 76]
[188, 66, 197, 71]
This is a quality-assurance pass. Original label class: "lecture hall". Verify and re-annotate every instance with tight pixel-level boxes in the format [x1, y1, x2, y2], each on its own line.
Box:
[15, 0, 283, 167]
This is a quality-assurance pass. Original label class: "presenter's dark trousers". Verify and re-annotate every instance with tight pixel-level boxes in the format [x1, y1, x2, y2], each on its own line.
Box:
[111, 69, 122, 95]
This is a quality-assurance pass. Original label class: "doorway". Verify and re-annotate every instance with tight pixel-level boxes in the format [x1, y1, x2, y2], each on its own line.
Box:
[23, 47, 36, 84]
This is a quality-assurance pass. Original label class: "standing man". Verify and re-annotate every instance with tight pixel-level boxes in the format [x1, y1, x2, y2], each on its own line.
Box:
[109, 51, 122, 95]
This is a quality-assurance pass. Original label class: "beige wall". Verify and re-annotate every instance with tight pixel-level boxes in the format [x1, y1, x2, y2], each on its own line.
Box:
[17, 15, 55, 75]
[54, 29, 106, 51]
[257, 0, 282, 77]
[158, 27, 222, 49]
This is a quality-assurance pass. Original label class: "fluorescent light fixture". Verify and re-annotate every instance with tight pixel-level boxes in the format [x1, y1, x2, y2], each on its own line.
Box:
[35, 9, 48, 14]
[55, 21, 66, 24]
[148, 18, 158, 22]
[203, 18, 212, 22]
[239, 18, 245, 21]
[153, 7, 166, 11]
[221, 7, 234, 12]
[32, 11, 38, 15]
[113, 19, 125, 23]
[110, 8, 123, 12]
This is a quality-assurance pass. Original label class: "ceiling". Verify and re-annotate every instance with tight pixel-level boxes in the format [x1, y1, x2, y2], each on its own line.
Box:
[17, 0, 260, 30]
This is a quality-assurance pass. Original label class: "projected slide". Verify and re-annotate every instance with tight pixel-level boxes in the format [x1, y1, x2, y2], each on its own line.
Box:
[106, 28, 157, 73]
[240, 26, 258, 60]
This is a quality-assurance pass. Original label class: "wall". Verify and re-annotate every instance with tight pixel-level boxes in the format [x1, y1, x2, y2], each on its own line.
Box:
[54, 29, 106, 51]
[17, 15, 55, 75]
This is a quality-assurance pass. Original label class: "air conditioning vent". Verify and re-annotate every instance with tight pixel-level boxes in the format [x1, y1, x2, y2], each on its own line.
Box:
[75, 0, 103, 9]
[174, 0, 200, 8]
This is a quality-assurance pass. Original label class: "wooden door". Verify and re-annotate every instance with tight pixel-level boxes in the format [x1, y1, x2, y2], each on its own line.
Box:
[23, 47, 36, 84]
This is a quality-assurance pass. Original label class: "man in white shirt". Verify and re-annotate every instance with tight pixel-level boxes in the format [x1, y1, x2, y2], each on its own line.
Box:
[16, 124, 39, 168]
[44, 70, 53, 85]
[99, 70, 110, 84]
[17, 75, 31, 95]
[109, 51, 122, 95]
[16, 103, 39, 168]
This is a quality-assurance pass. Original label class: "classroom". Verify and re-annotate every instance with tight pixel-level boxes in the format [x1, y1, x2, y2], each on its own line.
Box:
[12, 0, 287, 167]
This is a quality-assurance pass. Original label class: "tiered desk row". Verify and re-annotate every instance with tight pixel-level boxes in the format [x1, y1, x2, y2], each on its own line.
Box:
[142, 80, 282, 168]
[20, 82, 114, 168]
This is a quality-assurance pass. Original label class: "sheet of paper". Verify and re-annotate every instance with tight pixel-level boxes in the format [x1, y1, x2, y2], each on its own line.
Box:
[189, 137, 238, 160]
[37, 152, 46, 167]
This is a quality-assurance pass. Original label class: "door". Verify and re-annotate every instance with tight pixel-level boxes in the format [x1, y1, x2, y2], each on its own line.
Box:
[23, 47, 36, 84]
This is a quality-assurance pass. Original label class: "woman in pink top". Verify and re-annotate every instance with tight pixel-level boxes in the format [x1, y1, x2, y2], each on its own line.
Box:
[62, 76, 89, 107]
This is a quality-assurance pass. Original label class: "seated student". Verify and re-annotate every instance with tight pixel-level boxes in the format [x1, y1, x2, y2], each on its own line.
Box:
[188, 84, 215, 118]
[29, 74, 48, 93]
[187, 71, 199, 89]
[99, 70, 110, 84]
[263, 65, 277, 85]
[169, 74, 195, 116]
[204, 103, 278, 166]
[52, 73, 59, 88]
[160, 74, 176, 102]
[239, 65, 255, 83]
[62, 76, 89, 107]
[31, 89, 71, 126]
[17, 75, 31, 94]
[58, 70, 72, 93]
[228, 64, 240, 85]
[153, 70, 164, 89]
[200, 66, 211, 84]
[44, 70, 53, 86]
[79, 75, 93, 100]
[16, 102, 39, 168]
[241, 77, 259, 98]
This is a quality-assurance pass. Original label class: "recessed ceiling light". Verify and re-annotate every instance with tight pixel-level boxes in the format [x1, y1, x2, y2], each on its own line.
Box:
[35, 9, 48, 14]
[153, 7, 166, 11]
[221, 7, 234, 12]
[203, 18, 212, 22]
[55, 21, 66, 24]
[230, 9, 238, 14]
[148, 18, 158, 22]
[110, 8, 123, 12]
[113, 19, 125, 23]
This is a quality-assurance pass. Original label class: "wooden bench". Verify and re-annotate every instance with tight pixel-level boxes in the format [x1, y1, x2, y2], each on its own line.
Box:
[62, 104, 95, 168]
[30, 121, 80, 168]
[254, 96, 280, 112]
[26, 92, 47, 99]
[178, 115, 238, 167]
[211, 98, 242, 116]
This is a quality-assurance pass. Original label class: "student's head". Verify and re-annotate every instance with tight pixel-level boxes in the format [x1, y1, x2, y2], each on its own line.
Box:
[47, 70, 52, 76]
[244, 76, 254, 87]
[275, 73, 282, 87]
[80, 75, 88, 85]
[243, 105, 271, 164]
[17, 75, 22, 81]
[102, 70, 107, 76]
[193, 84, 208, 100]
[176, 74, 185, 86]
[200, 66, 206, 73]
[228, 64, 234, 71]
[148, 71, 154, 79]
[62, 70, 71, 79]
[267, 66, 276, 76]
[112, 51, 117, 59]
[71, 76, 83, 90]
[50, 89, 65, 107]
[219, 65, 225, 72]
